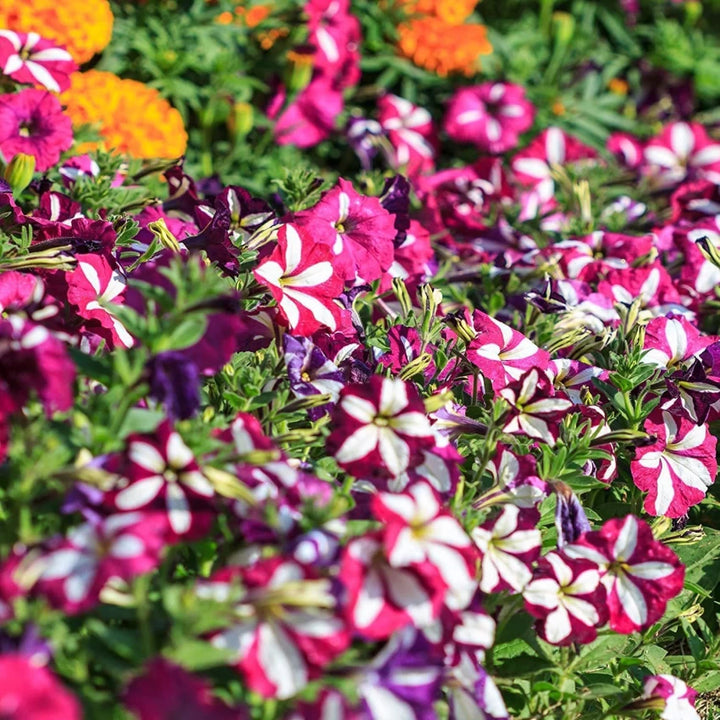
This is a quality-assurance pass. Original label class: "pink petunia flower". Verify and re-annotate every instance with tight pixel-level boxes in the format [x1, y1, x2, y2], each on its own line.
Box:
[294, 177, 397, 283]
[512, 127, 597, 203]
[631, 409, 717, 517]
[124, 658, 247, 720]
[254, 223, 347, 336]
[378, 94, 436, 178]
[340, 531, 447, 639]
[640, 674, 701, 720]
[0, 31, 77, 92]
[271, 77, 343, 148]
[472, 504, 541, 594]
[0, 654, 82, 720]
[0, 89, 73, 172]
[204, 558, 349, 700]
[373, 481, 478, 610]
[643, 121, 720, 188]
[64, 253, 134, 349]
[35, 512, 166, 614]
[444, 83, 535, 154]
[466, 309, 551, 391]
[111, 421, 216, 540]
[326, 376, 435, 479]
[523, 551, 608, 645]
[565, 516, 684, 633]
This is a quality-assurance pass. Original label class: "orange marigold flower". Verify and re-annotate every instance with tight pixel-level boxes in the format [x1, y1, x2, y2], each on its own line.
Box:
[397, 17, 492, 77]
[399, 0, 478, 25]
[61, 71, 188, 160]
[0, 0, 114, 64]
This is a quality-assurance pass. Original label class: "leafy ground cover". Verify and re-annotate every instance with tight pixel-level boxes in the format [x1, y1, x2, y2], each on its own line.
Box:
[0, 0, 720, 718]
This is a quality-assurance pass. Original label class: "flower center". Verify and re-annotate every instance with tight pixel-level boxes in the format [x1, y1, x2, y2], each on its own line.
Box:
[301, 371, 311, 382]
[18, 123, 31, 138]
[164, 468, 179, 483]
[334, 221, 346, 234]
[374, 415, 390, 427]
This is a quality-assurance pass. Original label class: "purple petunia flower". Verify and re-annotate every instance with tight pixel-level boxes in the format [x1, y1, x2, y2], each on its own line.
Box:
[283, 334, 344, 420]
[147, 351, 201, 421]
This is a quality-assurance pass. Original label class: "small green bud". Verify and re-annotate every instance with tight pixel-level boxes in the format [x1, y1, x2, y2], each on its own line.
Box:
[3, 153, 35, 194]
[284, 46, 314, 93]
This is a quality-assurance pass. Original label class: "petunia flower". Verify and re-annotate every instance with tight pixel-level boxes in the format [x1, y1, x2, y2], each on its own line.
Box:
[0, 654, 82, 720]
[293, 177, 397, 284]
[373, 482, 478, 610]
[340, 532, 447, 639]
[124, 658, 247, 720]
[472, 504, 541, 594]
[0, 31, 77, 92]
[631, 409, 717, 517]
[643, 121, 720, 188]
[35, 512, 166, 614]
[204, 558, 349, 700]
[357, 628, 444, 720]
[511, 127, 596, 203]
[447, 652, 509, 720]
[638, 674, 701, 720]
[523, 551, 608, 645]
[283, 334, 344, 420]
[64, 253, 134, 349]
[466, 310, 551, 391]
[378, 94, 436, 178]
[641, 315, 714, 370]
[0, 89, 73, 172]
[444, 83, 535, 154]
[111, 421, 216, 540]
[254, 223, 346, 335]
[500, 369, 573, 446]
[326, 376, 435, 479]
[564, 515, 684, 633]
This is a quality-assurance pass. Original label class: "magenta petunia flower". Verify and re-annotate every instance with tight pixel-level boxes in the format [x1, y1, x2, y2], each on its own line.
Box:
[0, 89, 73, 172]
[0, 654, 82, 720]
[0, 31, 77, 93]
[444, 82, 535, 154]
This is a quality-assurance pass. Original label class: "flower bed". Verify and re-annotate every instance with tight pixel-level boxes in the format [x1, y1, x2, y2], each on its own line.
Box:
[0, 0, 719, 718]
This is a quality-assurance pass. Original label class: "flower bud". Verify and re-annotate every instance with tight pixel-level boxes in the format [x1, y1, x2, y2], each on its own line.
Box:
[147, 218, 181, 252]
[3, 153, 35, 194]
[284, 46, 314, 93]
[228, 101, 254, 140]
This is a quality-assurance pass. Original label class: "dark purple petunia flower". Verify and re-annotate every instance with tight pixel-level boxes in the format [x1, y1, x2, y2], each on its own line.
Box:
[147, 351, 201, 420]
[554, 482, 591, 548]
[347, 115, 385, 170]
[283, 334, 344, 420]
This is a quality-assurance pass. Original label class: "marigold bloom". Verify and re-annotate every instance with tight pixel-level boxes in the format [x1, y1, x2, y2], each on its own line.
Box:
[0, 0, 113, 64]
[400, 0, 478, 24]
[61, 71, 188, 160]
[397, 17, 492, 77]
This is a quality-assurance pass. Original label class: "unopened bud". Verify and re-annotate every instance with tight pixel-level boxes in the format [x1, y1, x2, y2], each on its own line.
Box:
[284, 46, 314, 93]
[148, 218, 181, 252]
[399, 354, 433, 380]
[228, 101, 254, 140]
[3, 153, 35, 194]
[444, 311, 476, 344]
[552, 11, 576, 47]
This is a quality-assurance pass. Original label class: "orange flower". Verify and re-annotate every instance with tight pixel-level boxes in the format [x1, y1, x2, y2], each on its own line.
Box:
[397, 17, 492, 77]
[61, 71, 188, 160]
[0, 0, 113, 64]
[399, 0, 478, 25]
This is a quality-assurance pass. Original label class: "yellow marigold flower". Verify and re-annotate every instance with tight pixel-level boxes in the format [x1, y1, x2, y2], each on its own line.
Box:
[399, 0, 478, 25]
[397, 17, 492, 77]
[0, 0, 113, 64]
[61, 71, 188, 160]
